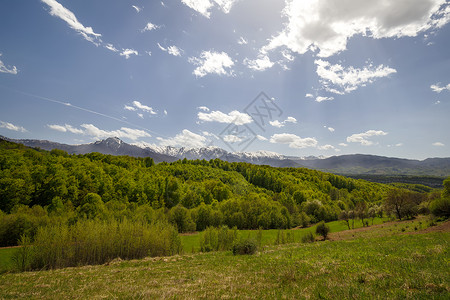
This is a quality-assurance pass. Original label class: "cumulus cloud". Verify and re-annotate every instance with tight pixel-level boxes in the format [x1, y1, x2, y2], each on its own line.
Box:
[262, 0, 450, 58]
[157, 129, 206, 148]
[0, 121, 27, 132]
[47, 124, 83, 134]
[325, 126, 335, 132]
[157, 43, 183, 56]
[318, 144, 335, 150]
[244, 55, 274, 71]
[432, 142, 445, 146]
[256, 135, 268, 141]
[315, 96, 334, 102]
[430, 83, 450, 93]
[105, 44, 118, 52]
[189, 51, 234, 77]
[270, 133, 318, 149]
[124, 101, 157, 116]
[305, 93, 314, 98]
[41, 0, 102, 45]
[347, 130, 388, 146]
[142, 22, 160, 32]
[339, 143, 348, 147]
[47, 123, 150, 140]
[198, 110, 252, 125]
[198, 106, 210, 112]
[315, 59, 397, 94]
[0, 54, 18, 74]
[270, 117, 297, 128]
[181, 0, 238, 18]
[120, 49, 138, 59]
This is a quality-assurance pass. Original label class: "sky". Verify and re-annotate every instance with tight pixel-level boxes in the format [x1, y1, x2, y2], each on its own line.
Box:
[0, 0, 449, 160]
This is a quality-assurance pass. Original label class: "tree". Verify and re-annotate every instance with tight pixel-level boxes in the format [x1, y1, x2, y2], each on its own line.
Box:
[384, 189, 422, 220]
[339, 210, 351, 230]
[315, 221, 330, 240]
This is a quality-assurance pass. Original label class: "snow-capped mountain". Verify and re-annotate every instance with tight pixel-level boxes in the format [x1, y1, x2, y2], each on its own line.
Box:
[3, 136, 449, 175]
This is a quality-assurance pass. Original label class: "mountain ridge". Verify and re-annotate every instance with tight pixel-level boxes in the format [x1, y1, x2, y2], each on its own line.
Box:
[1, 135, 449, 176]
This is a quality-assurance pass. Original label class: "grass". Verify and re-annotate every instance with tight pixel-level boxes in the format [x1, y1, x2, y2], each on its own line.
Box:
[180, 217, 389, 253]
[0, 229, 448, 299]
[0, 247, 16, 273]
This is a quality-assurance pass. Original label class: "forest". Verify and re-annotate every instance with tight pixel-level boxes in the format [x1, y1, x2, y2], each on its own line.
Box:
[0, 138, 447, 249]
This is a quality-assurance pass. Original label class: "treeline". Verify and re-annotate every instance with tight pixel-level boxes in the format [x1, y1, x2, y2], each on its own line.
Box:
[0, 139, 446, 247]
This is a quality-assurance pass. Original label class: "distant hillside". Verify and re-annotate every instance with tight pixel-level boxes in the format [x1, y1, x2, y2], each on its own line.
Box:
[1, 135, 449, 176]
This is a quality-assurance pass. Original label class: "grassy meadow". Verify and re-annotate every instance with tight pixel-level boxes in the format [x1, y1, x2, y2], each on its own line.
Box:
[0, 217, 448, 299]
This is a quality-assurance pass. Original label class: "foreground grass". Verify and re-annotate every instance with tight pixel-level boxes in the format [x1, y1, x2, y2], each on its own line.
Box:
[1, 229, 448, 299]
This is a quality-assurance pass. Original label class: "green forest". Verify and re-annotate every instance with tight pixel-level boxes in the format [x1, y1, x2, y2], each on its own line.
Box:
[2, 138, 448, 247]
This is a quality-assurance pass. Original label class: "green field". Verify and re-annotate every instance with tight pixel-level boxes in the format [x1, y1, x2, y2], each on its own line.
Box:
[0, 218, 448, 299]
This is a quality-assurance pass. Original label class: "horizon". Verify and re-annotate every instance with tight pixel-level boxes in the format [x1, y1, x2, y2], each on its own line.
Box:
[2, 134, 450, 161]
[1, 0, 449, 161]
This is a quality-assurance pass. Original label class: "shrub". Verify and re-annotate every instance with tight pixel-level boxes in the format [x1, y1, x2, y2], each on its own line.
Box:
[274, 230, 295, 245]
[200, 226, 238, 252]
[232, 238, 257, 255]
[315, 221, 330, 240]
[301, 231, 315, 243]
[28, 219, 181, 270]
[429, 197, 450, 218]
[12, 234, 34, 272]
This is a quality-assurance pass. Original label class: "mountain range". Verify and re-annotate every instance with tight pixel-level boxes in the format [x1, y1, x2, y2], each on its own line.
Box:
[1, 135, 449, 176]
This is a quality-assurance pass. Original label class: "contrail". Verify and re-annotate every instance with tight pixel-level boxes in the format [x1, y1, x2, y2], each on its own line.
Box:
[0, 85, 169, 138]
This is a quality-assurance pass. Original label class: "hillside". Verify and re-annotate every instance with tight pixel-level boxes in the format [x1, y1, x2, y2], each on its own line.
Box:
[3, 135, 450, 176]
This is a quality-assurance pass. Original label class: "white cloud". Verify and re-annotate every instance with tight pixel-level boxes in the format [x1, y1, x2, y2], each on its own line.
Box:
[256, 135, 268, 141]
[189, 51, 234, 77]
[432, 142, 445, 146]
[47, 124, 84, 134]
[137, 113, 144, 119]
[157, 43, 183, 56]
[270, 133, 318, 149]
[339, 143, 348, 147]
[132, 101, 157, 114]
[315, 96, 334, 102]
[120, 49, 138, 59]
[305, 93, 314, 98]
[157, 129, 206, 148]
[181, 0, 238, 18]
[0, 121, 27, 132]
[0, 54, 18, 74]
[270, 117, 297, 128]
[269, 120, 283, 128]
[244, 55, 274, 71]
[124, 105, 137, 111]
[430, 83, 450, 93]
[198, 106, 210, 112]
[315, 59, 397, 94]
[347, 130, 388, 146]
[132, 5, 142, 13]
[198, 110, 252, 125]
[223, 135, 243, 143]
[327, 127, 335, 132]
[142, 22, 160, 32]
[238, 37, 248, 45]
[105, 44, 118, 52]
[164, 110, 168, 115]
[41, 0, 102, 45]
[47, 123, 150, 140]
[262, 0, 449, 58]
[318, 144, 335, 150]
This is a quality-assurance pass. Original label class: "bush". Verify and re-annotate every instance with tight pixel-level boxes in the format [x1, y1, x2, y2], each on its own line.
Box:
[301, 231, 315, 243]
[274, 230, 295, 245]
[429, 197, 450, 218]
[12, 234, 34, 272]
[315, 221, 330, 240]
[28, 219, 181, 270]
[200, 226, 238, 252]
[232, 238, 257, 255]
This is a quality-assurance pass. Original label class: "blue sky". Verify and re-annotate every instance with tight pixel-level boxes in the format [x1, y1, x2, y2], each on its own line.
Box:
[0, 0, 449, 159]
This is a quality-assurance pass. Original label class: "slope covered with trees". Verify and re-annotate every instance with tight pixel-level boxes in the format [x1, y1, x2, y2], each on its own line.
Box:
[0, 138, 444, 247]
